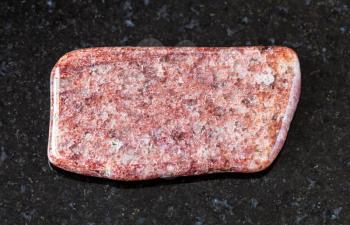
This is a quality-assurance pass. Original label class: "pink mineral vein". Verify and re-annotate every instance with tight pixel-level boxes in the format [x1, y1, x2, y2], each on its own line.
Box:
[48, 47, 301, 181]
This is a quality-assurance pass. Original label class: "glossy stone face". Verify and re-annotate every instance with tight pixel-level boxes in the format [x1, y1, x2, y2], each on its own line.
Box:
[48, 47, 301, 181]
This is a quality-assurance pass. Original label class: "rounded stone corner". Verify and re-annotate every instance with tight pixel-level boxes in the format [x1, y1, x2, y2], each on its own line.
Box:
[279, 46, 300, 64]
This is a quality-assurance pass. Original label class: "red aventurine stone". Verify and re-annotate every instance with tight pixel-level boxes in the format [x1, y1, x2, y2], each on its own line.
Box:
[48, 47, 301, 181]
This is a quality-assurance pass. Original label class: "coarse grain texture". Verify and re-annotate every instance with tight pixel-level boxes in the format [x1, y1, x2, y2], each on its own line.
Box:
[3, 1, 350, 224]
[48, 46, 300, 181]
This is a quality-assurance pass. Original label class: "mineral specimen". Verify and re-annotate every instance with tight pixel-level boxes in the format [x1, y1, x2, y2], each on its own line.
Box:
[48, 47, 301, 180]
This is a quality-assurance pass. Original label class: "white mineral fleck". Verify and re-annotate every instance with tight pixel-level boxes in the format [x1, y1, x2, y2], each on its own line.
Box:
[255, 73, 275, 85]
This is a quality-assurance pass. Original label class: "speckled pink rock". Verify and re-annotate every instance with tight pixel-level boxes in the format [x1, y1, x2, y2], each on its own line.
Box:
[48, 47, 301, 181]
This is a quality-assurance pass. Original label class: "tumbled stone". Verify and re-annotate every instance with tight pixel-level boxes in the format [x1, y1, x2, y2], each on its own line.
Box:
[48, 47, 301, 180]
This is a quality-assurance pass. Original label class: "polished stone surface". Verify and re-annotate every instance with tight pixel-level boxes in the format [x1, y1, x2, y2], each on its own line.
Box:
[1, 0, 349, 224]
[48, 47, 300, 180]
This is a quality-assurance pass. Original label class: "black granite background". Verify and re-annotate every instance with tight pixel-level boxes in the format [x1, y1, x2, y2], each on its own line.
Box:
[1, 0, 350, 224]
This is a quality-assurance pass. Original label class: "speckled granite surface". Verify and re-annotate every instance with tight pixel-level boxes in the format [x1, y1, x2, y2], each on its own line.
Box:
[48, 47, 300, 180]
[0, 0, 349, 224]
